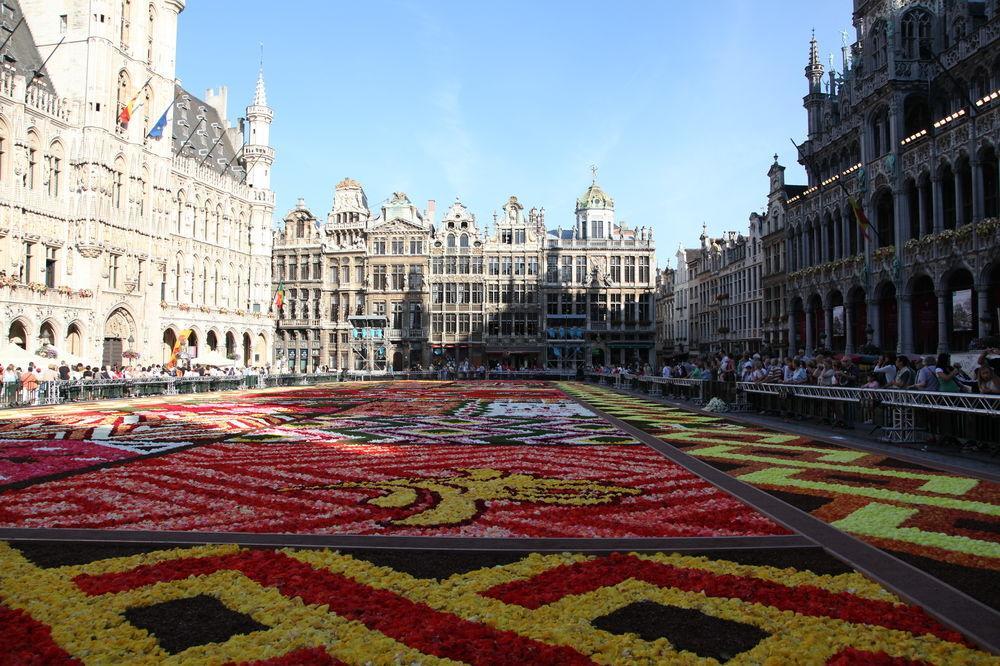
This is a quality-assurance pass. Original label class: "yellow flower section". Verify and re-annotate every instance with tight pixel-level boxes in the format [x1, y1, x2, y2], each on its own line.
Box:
[0, 541, 993, 664]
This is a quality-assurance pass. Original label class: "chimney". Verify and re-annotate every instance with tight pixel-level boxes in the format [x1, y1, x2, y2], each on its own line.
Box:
[426, 199, 436, 226]
[204, 86, 229, 125]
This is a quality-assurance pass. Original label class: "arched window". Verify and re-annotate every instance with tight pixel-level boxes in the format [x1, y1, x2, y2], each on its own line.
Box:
[46, 140, 63, 196]
[120, 0, 131, 48]
[901, 9, 933, 60]
[869, 106, 890, 157]
[213, 262, 220, 305]
[142, 85, 152, 138]
[113, 157, 125, 208]
[0, 118, 8, 182]
[201, 259, 209, 304]
[146, 4, 155, 63]
[176, 191, 185, 233]
[903, 94, 930, 136]
[459, 233, 469, 248]
[870, 21, 887, 70]
[972, 67, 990, 100]
[215, 204, 222, 243]
[174, 253, 183, 300]
[447, 233, 456, 248]
[116, 70, 130, 134]
[952, 18, 966, 44]
[296, 218, 305, 237]
[26, 130, 39, 189]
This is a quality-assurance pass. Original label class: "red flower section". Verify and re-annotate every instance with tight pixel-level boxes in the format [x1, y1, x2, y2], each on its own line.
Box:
[0, 605, 81, 666]
[0, 440, 135, 485]
[227, 647, 346, 666]
[75, 550, 594, 666]
[826, 647, 931, 665]
[481, 553, 966, 644]
[2, 441, 784, 538]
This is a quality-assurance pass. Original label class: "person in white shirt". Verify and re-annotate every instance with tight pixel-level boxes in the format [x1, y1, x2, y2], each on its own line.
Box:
[661, 365, 672, 378]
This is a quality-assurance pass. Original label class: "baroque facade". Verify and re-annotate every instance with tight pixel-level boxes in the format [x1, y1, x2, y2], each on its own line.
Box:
[273, 178, 656, 372]
[0, 0, 274, 368]
[784, 0, 1000, 356]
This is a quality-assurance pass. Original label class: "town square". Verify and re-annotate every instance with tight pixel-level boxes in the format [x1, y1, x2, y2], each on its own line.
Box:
[1, 0, 999, 663]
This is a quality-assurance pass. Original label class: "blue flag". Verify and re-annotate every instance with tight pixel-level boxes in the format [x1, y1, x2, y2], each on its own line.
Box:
[147, 104, 172, 140]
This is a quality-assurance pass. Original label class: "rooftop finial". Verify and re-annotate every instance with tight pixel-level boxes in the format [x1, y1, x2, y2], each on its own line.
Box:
[590, 163, 598, 183]
[254, 43, 267, 107]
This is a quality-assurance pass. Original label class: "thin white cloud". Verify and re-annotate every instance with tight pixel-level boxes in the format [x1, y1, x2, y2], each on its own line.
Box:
[418, 83, 478, 196]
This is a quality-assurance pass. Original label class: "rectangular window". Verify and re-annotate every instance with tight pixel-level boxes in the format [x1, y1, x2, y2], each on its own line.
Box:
[560, 257, 572, 282]
[313, 260, 321, 279]
[575, 257, 587, 283]
[488, 257, 499, 275]
[515, 228, 526, 244]
[457, 282, 467, 304]
[410, 239, 423, 255]
[44, 247, 57, 288]
[432, 313, 443, 334]
[432, 257, 443, 274]
[501, 257, 512, 275]
[373, 240, 386, 255]
[547, 293, 558, 315]
[373, 266, 388, 290]
[488, 283, 499, 303]
[459, 256, 471, 274]
[625, 257, 636, 283]
[610, 256, 621, 282]
[392, 302, 403, 329]
[501, 229, 513, 244]
[410, 302, 423, 329]
[445, 283, 457, 304]
[528, 258, 538, 276]
[591, 220, 604, 238]
[288, 264, 298, 280]
[409, 265, 423, 289]
[355, 264, 364, 284]
[472, 257, 483, 273]
[546, 256, 558, 282]
[374, 301, 386, 316]
[445, 314, 457, 334]
[639, 256, 650, 283]
[625, 294, 636, 322]
[487, 313, 500, 336]
[432, 283, 444, 304]
[391, 238, 404, 255]
[514, 257, 525, 276]
[459, 313, 471, 334]
[446, 257, 457, 274]
[471, 283, 483, 304]
[391, 265, 405, 290]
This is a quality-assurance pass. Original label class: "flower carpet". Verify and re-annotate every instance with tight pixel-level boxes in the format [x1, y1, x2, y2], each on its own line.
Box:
[0, 382, 785, 537]
[1, 380, 998, 663]
[560, 382, 1000, 612]
[0, 540, 993, 665]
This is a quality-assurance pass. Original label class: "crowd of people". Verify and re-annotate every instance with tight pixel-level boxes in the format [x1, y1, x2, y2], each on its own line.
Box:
[595, 349, 1000, 395]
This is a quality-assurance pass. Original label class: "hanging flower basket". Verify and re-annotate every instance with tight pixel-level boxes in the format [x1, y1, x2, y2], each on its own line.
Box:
[34, 345, 58, 359]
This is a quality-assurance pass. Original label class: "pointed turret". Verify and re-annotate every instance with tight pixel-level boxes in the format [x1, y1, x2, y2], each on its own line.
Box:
[245, 60, 274, 191]
[806, 29, 825, 92]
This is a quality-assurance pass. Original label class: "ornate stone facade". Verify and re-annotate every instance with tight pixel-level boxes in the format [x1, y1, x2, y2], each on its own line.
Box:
[0, 0, 274, 367]
[273, 178, 656, 372]
[784, 0, 1000, 356]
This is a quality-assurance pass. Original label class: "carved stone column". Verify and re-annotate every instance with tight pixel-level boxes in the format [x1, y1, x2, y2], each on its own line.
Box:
[936, 290, 949, 354]
[845, 302, 855, 354]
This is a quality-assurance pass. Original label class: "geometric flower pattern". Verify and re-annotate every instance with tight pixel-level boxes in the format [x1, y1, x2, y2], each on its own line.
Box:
[560, 382, 1000, 611]
[0, 542, 992, 664]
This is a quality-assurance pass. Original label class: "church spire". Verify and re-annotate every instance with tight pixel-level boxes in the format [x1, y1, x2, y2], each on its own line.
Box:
[806, 29, 824, 92]
[254, 44, 268, 107]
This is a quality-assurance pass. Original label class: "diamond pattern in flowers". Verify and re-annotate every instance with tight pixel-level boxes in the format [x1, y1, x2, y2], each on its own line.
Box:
[0, 542, 991, 664]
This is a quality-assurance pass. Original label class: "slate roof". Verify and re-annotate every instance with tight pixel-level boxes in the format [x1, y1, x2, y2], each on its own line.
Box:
[784, 184, 808, 198]
[172, 84, 245, 178]
[1, 0, 53, 91]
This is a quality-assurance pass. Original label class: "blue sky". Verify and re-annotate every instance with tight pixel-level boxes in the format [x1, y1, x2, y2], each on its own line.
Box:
[176, 1, 852, 268]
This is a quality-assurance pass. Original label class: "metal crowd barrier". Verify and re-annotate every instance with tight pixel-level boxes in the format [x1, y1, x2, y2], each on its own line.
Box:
[582, 373, 1000, 450]
[0, 370, 582, 409]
